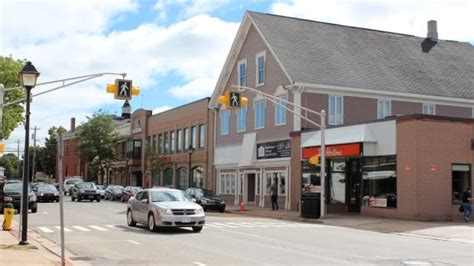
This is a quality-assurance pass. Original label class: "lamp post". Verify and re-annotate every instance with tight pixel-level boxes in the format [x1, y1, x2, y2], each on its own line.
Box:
[19, 61, 40, 245]
[187, 145, 195, 188]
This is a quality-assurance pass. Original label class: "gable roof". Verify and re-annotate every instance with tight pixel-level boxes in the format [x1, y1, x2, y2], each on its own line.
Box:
[247, 11, 474, 100]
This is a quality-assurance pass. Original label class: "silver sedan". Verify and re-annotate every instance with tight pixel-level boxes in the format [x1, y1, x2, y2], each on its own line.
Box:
[126, 188, 205, 232]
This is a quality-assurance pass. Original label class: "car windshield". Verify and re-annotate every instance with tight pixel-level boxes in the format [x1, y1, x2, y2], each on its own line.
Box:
[4, 183, 22, 193]
[195, 189, 216, 198]
[38, 185, 57, 192]
[110, 186, 123, 191]
[151, 190, 189, 202]
[96, 185, 105, 189]
[68, 179, 81, 185]
[131, 187, 140, 193]
[78, 183, 96, 189]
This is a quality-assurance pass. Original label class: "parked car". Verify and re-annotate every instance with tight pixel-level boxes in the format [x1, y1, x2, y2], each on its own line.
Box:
[63, 177, 83, 195]
[0, 181, 38, 213]
[127, 188, 205, 232]
[105, 185, 124, 201]
[70, 182, 101, 202]
[185, 188, 226, 213]
[96, 184, 106, 199]
[121, 186, 141, 202]
[36, 184, 60, 202]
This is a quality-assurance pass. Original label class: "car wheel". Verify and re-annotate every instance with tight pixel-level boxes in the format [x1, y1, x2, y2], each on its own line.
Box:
[96, 197, 100, 202]
[32, 207, 38, 213]
[148, 213, 157, 232]
[219, 207, 225, 213]
[64, 191, 67, 196]
[77, 196, 81, 202]
[90, 199, 93, 202]
[192, 226, 203, 233]
[71, 195, 75, 201]
[127, 209, 136, 227]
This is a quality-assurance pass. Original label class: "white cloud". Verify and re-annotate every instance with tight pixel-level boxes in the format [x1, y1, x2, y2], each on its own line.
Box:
[270, 0, 474, 42]
[167, 77, 216, 99]
[153, 0, 230, 22]
[152, 105, 173, 114]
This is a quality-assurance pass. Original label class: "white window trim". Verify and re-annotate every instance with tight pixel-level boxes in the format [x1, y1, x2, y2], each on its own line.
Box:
[274, 94, 288, 126]
[254, 100, 266, 130]
[255, 51, 266, 87]
[220, 109, 230, 135]
[237, 58, 247, 87]
[377, 99, 391, 119]
[422, 103, 436, 115]
[329, 95, 344, 125]
[236, 107, 247, 133]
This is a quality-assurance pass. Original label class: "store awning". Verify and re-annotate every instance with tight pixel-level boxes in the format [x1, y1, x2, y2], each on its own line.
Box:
[301, 124, 377, 148]
[239, 132, 256, 166]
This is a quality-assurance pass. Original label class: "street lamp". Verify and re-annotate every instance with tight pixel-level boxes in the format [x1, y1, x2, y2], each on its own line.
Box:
[187, 145, 195, 188]
[19, 61, 40, 245]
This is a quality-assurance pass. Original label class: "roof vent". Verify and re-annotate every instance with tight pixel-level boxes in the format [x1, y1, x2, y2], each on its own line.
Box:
[427, 20, 438, 42]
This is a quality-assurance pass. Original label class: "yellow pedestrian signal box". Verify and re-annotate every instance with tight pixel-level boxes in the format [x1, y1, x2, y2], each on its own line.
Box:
[0, 143, 4, 153]
[217, 91, 248, 109]
[309, 155, 319, 165]
[106, 79, 140, 100]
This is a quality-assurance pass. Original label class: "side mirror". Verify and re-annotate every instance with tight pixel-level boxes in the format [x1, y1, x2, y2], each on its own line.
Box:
[191, 198, 197, 203]
[140, 198, 149, 203]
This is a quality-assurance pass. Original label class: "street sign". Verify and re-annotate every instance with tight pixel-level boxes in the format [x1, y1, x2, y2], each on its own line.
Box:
[116, 79, 132, 100]
[229, 92, 241, 108]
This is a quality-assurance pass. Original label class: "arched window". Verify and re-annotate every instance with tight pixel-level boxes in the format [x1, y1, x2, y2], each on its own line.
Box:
[176, 167, 188, 190]
[152, 170, 161, 187]
[193, 166, 204, 188]
[163, 168, 173, 188]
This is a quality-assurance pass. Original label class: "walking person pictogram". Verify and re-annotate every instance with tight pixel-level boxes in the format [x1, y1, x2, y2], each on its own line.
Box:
[119, 82, 129, 96]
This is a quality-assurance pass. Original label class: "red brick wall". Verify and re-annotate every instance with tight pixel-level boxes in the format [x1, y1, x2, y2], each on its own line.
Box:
[290, 131, 301, 210]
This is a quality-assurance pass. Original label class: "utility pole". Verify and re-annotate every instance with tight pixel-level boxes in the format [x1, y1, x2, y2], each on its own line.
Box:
[57, 130, 65, 266]
[31, 126, 40, 182]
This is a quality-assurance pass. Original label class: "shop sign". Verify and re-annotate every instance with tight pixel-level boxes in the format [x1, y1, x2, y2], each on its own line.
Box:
[257, 140, 291, 159]
[369, 197, 387, 208]
[302, 143, 361, 159]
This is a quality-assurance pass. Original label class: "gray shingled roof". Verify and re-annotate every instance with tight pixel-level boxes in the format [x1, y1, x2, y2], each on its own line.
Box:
[249, 12, 474, 100]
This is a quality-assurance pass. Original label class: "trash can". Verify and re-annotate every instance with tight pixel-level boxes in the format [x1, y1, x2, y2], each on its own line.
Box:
[301, 193, 320, 219]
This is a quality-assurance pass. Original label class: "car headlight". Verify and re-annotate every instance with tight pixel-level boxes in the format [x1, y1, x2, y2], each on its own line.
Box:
[160, 208, 173, 215]
[200, 199, 208, 204]
[220, 200, 225, 204]
[79, 189, 84, 193]
[54, 192, 59, 196]
[196, 207, 204, 214]
[40, 193, 44, 196]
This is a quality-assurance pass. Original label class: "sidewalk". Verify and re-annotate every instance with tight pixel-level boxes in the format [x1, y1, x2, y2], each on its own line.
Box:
[226, 205, 474, 244]
[0, 222, 78, 266]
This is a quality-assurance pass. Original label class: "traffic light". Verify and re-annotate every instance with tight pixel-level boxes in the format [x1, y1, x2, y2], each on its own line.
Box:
[309, 155, 319, 165]
[217, 91, 248, 109]
[106, 79, 140, 100]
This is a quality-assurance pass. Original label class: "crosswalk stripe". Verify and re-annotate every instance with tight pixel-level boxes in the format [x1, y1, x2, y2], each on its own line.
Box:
[225, 222, 254, 228]
[55, 226, 72, 232]
[204, 224, 224, 229]
[72, 226, 90, 232]
[105, 225, 116, 229]
[89, 225, 108, 231]
[211, 223, 238, 228]
[38, 226, 54, 233]
[251, 222, 282, 227]
[241, 222, 269, 227]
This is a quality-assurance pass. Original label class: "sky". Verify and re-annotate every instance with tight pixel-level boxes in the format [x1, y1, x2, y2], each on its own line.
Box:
[1, 0, 473, 154]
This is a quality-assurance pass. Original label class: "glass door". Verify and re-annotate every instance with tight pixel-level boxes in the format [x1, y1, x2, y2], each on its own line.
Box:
[347, 159, 362, 212]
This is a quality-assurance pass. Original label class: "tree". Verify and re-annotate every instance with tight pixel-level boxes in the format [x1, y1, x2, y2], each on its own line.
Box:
[0, 153, 21, 179]
[75, 110, 117, 183]
[1, 56, 26, 139]
[41, 126, 66, 179]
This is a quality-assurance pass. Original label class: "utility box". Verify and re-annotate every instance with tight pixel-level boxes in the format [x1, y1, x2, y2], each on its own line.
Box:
[301, 193, 320, 219]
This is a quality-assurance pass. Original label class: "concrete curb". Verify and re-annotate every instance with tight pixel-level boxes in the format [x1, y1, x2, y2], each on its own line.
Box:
[226, 209, 324, 224]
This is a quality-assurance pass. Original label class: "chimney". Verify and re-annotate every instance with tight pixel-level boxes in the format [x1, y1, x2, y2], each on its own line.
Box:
[70, 117, 76, 131]
[427, 20, 438, 42]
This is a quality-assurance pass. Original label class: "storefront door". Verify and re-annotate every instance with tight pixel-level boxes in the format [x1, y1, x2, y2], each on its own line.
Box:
[347, 159, 362, 212]
[247, 173, 255, 203]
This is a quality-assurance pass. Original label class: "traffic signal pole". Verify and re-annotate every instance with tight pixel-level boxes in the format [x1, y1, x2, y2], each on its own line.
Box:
[229, 85, 327, 218]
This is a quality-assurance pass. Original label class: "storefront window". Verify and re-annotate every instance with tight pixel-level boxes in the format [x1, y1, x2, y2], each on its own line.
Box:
[362, 156, 397, 208]
[302, 161, 322, 193]
[219, 173, 236, 194]
[330, 159, 346, 205]
[256, 175, 260, 195]
[176, 168, 188, 190]
[192, 166, 204, 188]
[265, 172, 287, 195]
[452, 164, 471, 204]
[239, 174, 244, 195]
[163, 168, 173, 187]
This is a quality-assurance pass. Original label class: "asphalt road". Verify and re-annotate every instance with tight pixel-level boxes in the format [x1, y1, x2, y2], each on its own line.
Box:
[15, 197, 474, 265]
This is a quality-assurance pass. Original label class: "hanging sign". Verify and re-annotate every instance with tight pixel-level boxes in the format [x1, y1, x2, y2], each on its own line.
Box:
[302, 143, 361, 159]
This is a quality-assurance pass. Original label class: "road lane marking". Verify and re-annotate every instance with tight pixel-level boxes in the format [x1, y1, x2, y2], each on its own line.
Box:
[193, 262, 207, 266]
[127, 240, 140, 245]
[55, 226, 72, 232]
[72, 226, 90, 232]
[204, 224, 224, 229]
[105, 225, 116, 229]
[89, 225, 108, 231]
[211, 223, 238, 228]
[225, 222, 254, 228]
[38, 227, 53, 233]
[42, 211, 48, 214]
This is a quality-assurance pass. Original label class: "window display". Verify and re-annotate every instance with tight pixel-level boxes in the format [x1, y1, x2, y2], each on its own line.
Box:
[362, 156, 397, 208]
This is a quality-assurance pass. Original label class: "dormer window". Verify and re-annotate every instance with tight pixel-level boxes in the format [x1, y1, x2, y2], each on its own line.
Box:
[238, 59, 247, 87]
[256, 51, 265, 86]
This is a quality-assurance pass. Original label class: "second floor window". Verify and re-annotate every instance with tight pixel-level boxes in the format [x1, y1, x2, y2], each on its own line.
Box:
[177, 129, 182, 152]
[423, 104, 435, 115]
[158, 134, 163, 154]
[199, 124, 205, 148]
[184, 128, 190, 149]
[256, 52, 265, 86]
[152, 135, 157, 154]
[191, 126, 197, 149]
[164, 132, 169, 153]
[238, 60, 246, 87]
[220, 110, 230, 135]
[329, 96, 343, 125]
[170, 131, 176, 152]
[255, 100, 265, 129]
[377, 100, 391, 119]
[275, 95, 287, 125]
[237, 106, 247, 132]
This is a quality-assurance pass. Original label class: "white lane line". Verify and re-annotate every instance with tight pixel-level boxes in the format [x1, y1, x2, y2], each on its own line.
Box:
[225, 222, 254, 228]
[105, 225, 116, 229]
[72, 226, 90, 232]
[193, 262, 207, 266]
[204, 224, 224, 229]
[243, 222, 269, 228]
[89, 225, 108, 231]
[127, 240, 140, 245]
[55, 226, 72, 232]
[212, 223, 238, 228]
[42, 211, 48, 214]
[38, 227, 54, 233]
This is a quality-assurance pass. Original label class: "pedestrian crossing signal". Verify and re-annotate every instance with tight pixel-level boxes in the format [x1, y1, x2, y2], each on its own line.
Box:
[309, 155, 319, 165]
[106, 79, 140, 100]
[217, 91, 248, 109]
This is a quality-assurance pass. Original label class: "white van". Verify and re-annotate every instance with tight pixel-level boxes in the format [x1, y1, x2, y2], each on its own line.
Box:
[63, 177, 83, 195]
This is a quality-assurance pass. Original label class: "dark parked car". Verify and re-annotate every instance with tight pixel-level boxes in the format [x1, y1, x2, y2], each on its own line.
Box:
[185, 188, 226, 213]
[36, 184, 60, 202]
[121, 186, 141, 202]
[96, 184, 106, 199]
[70, 182, 101, 202]
[0, 181, 38, 213]
[105, 185, 124, 201]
